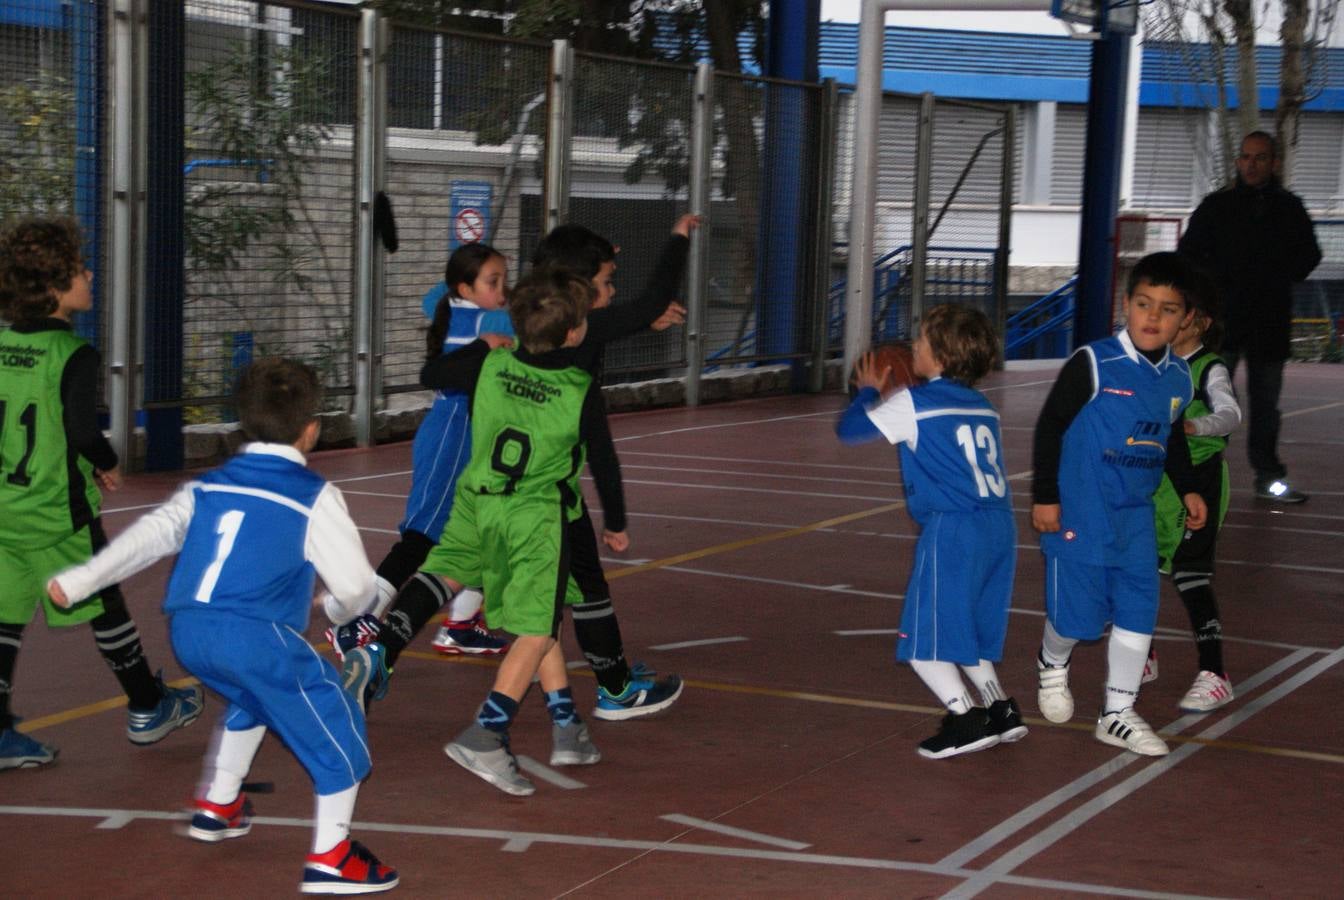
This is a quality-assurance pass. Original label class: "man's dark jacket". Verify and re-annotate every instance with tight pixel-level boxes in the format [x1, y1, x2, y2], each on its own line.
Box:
[1177, 177, 1321, 361]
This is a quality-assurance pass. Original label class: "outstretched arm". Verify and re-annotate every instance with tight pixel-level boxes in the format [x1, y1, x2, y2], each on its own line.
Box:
[580, 385, 627, 546]
[585, 230, 693, 344]
[307, 484, 378, 624]
[48, 483, 196, 607]
[421, 338, 491, 392]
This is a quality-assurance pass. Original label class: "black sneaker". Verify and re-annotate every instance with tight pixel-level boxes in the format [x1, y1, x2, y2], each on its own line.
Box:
[1255, 479, 1307, 504]
[917, 707, 1000, 759]
[986, 698, 1029, 743]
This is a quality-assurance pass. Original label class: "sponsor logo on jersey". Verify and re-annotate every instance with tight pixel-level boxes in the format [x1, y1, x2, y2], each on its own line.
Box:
[1170, 396, 1183, 419]
[1102, 387, 1134, 397]
[497, 368, 562, 404]
[1064, 529, 1076, 541]
[0, 342, 49, 369]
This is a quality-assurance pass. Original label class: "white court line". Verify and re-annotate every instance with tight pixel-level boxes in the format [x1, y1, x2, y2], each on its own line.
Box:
[941, 645, 1344, 899]
[1282, 399, 1344, 419]
[609, 561, 901, 600]
[0, 805, 1228, 898]
[660, 814, 811, 850]
[620, 463, 901, 487]
[933, 648, 1315, 885]
[618, 410, 837, 442]
[515, 756, 587, 790]
[649, 636, 749, 651]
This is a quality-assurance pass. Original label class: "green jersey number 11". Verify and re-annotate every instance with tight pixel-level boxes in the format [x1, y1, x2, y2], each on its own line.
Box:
[0, 398, 38, 487]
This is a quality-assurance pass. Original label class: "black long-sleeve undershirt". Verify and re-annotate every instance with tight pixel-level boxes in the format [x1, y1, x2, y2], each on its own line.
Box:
[1032, 348, 1196, 505]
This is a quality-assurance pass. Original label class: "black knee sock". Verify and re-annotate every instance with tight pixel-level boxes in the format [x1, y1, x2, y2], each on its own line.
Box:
[379, 572, 452, 669]
[375, 530, 437, 592]
[1173, 571, 1224, 676]
[91, 589, 162, 711]
[0, 623, 23, 731]
[570, 598, 630, 694]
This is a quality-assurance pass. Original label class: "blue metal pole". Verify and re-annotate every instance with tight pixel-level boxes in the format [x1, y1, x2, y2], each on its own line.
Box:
[760, 0, 819, 377]
[71, 0, 100, 342]
[1074, 30, 1131, 347]
[144, 0, 184, 470]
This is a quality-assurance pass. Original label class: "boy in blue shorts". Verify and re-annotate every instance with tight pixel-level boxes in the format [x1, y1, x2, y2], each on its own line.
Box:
[837, 304, 1023, 759]
[49, 358, 397, 894]
[0, 216, 201, 770]
[1031, 251, 1208, 757]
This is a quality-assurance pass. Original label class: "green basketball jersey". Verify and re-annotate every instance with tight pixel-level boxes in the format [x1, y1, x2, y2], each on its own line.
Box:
[0, 326, 101, 545]
[460, 348, 592, 519]
[1184, 347, 1229, 467]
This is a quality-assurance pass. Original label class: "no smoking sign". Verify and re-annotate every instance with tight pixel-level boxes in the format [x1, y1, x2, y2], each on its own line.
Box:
[449, 180, 493, 249]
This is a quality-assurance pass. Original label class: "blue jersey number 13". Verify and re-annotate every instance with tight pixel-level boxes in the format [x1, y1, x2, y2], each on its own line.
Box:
[955, 423, 1006, 498]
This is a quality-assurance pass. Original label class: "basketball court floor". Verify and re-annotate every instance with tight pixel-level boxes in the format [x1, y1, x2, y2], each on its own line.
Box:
[4, 362, 1341, 898]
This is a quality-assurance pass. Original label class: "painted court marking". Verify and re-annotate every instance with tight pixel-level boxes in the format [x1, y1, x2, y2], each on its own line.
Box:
[659, 813, 811, 850]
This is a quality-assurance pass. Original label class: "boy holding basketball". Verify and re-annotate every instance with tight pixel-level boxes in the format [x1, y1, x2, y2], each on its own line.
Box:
[836, 304, 1023, 759]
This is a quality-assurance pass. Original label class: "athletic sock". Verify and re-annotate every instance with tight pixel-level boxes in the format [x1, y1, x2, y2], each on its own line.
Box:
[204, 724, 267, 805]
[570, 598, 631, 695]
[909, 659, 974, 714]
[544, 688, 578, 727]
[960, 660, 1006, 705]
[312, 784, 359, 855]
[447, 587, 485, 623]
[476, 691, 519, 734]
[1104, 626, 1151, 714]
[0, 622, 22, 731]
[380, 572, 452, 669]
[91, 592, 161, 710]
[1174, 570, 1225, 675]
[1040, 620, 1077, 668]
[373, 530, 436, 594]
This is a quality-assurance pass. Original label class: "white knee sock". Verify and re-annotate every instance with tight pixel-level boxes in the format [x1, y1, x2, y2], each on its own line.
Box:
[312, 784, 359, 854]
[202, 723, 266, 805]
[960, 660, 1006, 705]
[909, 659, 974, 713]
[1105, 626, 1152, 714]
[447, 587, 485, 623]
[1040, 619, 1077, 668]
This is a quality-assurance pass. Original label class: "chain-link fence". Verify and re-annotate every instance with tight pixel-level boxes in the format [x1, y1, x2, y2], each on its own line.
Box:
[1293, 218, 1344, 361]
[1, 3, 1019, 466]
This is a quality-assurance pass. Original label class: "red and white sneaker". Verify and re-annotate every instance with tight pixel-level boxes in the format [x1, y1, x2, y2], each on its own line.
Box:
[1141, 647, 1159, 684]
[301, 839, 398, 894]
[431, 613, 510, 656]
[1178, 670, 1234, 713]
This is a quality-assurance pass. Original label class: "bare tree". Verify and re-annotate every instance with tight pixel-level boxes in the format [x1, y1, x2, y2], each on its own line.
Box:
[1146, 0, 1341, 187]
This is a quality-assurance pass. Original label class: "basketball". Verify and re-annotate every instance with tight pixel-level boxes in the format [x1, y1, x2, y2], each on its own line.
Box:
[849, 341, 920, 397]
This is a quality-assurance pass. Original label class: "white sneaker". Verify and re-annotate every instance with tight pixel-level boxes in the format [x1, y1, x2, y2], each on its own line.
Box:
[1037, 661, 1074, 723]
[1178, 671, 1234, 713]
[1141, 647, 1158, 684]
[1095, 708, 1169, 756]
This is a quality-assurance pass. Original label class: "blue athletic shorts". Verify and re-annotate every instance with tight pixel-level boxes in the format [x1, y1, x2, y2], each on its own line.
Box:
[1043, 551, 1159, 640]
[170, 610, 371, 794]
[896, 509, 1016, 665]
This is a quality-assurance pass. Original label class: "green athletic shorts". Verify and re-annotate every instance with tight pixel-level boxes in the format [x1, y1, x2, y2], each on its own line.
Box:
[422, 489, 566, 638]
[0, 526, 106, 627]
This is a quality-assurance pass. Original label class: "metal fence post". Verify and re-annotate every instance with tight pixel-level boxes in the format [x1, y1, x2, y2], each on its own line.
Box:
[107, 0, 144, 465]
[910, 91, 935, 325]
[685, 63, 713, 407]
[353, 8, 387, 446]
[994, 103, 1016, 368]
[809, 77, 839, 393]
[544, 39, 573, 232]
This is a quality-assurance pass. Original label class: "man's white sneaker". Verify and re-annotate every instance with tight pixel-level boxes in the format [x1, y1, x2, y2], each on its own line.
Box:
[1095, 708, 1169, 756]
[1037, 661, 1074, 723]
[1178, 671, 1234, 713]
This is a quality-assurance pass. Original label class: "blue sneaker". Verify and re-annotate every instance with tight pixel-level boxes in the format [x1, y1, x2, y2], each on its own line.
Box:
[0, 724, 58, 770]
[301, 839, 398, 894]
[593, 673, 684, 721]
[325, 614, 382, 661]
[341, 643, 391, 713]
[127, 675, 205, 745]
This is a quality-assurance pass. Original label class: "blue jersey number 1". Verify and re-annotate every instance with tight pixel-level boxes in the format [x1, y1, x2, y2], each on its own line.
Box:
[194, 509, 246, 603]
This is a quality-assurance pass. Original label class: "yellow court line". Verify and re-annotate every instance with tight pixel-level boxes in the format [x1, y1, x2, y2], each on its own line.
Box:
[16, 676, 201, 733]
[607, 501, 908, 581]
[400, 651, 1344, 767]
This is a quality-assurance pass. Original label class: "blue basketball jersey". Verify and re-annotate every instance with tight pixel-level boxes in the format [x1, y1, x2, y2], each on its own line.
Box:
[401, 297, 516, 537]
[163, 451, 329, 630]
[1042, 333, 1192, 565]
[893, 379, 1012, 524]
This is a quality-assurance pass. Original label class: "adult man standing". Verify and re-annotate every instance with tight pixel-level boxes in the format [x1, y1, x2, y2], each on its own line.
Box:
[1178, 131, 1321, 503]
